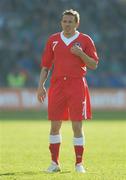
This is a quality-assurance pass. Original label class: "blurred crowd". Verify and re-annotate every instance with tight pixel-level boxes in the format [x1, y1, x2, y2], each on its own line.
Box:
[0, 0, 126, 88]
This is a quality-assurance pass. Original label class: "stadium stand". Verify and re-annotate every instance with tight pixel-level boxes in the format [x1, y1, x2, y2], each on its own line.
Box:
[0, 0, 126, 88]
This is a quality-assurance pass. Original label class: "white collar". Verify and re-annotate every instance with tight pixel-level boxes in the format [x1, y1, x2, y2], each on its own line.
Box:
[60, 31, 80, 46]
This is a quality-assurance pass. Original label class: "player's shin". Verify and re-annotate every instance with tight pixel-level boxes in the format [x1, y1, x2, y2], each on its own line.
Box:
[49, 134, 62, 165]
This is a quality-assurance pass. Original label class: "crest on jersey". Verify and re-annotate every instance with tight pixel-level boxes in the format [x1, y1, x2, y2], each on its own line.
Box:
[73, 42, 81, 47]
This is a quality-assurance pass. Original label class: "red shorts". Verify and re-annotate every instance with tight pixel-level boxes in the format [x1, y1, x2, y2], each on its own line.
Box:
[48, 76, 92, 121]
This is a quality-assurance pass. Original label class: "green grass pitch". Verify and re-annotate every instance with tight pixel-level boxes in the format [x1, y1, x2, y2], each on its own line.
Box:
[0, 111, 126, 180]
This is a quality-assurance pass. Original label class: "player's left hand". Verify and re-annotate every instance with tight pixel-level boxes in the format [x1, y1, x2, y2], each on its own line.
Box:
[70, 45, 83, 57]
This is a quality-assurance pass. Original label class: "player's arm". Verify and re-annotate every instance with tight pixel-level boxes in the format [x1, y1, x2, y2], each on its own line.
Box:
[37, 35, 54, 103]
[37, 67, 49, 103]
[71, 45, 97, 70]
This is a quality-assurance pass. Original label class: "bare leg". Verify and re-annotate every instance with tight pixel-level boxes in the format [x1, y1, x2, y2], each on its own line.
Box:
[72, 121, 83, 137]
[50, 120, 62, 135]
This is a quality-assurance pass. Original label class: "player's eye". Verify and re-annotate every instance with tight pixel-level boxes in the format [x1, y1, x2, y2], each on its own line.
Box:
[62, 20, 73, 24]
[63, 20, 67, 23]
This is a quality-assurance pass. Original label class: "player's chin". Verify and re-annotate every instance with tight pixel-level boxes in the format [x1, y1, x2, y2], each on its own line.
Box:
[64, 28, 71, 33]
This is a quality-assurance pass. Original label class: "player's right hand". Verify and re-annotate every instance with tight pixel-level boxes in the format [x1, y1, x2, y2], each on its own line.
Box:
[37, 86, 46, 103]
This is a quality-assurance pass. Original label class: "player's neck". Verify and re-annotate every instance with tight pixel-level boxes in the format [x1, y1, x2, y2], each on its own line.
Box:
[63, 30, 77, 38]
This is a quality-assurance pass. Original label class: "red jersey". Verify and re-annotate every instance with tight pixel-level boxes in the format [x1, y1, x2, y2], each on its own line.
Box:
[41, 31, 99, 79]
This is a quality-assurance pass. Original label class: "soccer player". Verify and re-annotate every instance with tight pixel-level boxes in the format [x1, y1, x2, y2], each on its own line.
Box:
[37, 9, 99, 173]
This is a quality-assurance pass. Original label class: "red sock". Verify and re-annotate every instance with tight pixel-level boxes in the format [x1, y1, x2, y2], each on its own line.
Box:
[49, 143, 60, 164]
[74, 145, 84, 165]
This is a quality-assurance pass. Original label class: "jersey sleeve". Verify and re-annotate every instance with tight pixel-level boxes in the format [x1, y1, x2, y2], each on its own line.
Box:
[40, 37, 54, 69]
[85, 36, 99, 63]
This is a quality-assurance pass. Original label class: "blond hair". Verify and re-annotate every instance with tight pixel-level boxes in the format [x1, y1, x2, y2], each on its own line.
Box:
[62, 9, 80, 23]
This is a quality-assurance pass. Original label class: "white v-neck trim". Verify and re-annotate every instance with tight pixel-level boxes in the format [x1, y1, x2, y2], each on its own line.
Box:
[60, 31, 80, 46]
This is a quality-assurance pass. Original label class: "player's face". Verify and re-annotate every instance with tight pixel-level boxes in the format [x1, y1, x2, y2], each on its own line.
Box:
[61, 15, 79, 37]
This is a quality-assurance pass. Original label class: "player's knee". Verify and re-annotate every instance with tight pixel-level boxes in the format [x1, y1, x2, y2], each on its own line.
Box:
[50, 127, 60, 135]
[50, 121, 62, 135]
[73, 127, 82, 137]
